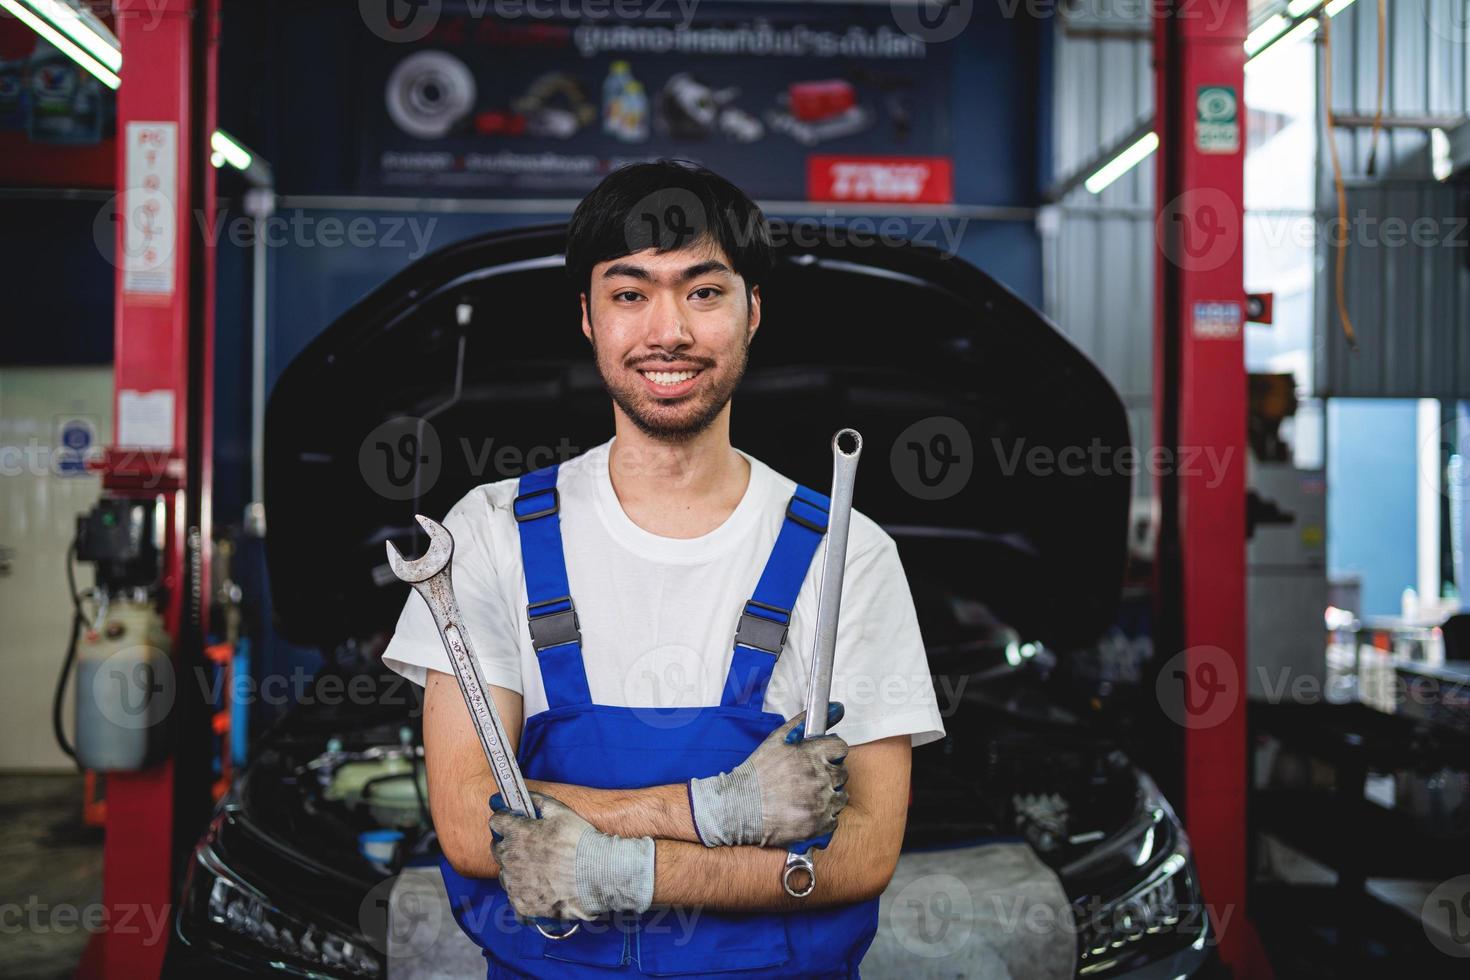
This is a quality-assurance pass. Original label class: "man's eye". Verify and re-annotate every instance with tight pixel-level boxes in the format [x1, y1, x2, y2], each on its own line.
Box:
[689, 287, 721, 301]
[614, 290, 644, 302]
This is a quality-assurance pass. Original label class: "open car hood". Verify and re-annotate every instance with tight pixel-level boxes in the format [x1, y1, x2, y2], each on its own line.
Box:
[265, 224, 1130, 652]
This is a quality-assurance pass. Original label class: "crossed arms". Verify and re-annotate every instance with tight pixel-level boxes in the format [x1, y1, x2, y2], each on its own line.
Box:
[423, 670, 910, 911]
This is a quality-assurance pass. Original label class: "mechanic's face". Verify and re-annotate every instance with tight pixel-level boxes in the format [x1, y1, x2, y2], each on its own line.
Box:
[582, 238, 761, 443]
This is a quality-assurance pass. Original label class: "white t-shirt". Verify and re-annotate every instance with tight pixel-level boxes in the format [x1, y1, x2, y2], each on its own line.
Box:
[382, 439, 945, 749]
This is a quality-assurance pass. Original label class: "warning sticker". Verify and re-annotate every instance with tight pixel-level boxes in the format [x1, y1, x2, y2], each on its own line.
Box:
[1192, 301, 1243, 339]
[1195, 86, 1239, 155]
[122, 122, 179, 297]
[118, 389, 175, 450]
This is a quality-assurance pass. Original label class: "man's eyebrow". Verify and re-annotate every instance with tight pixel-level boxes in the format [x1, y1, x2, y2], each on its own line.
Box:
[600, 259, 734, 284]
[602, 262, 653, 281]
[675, 260, 733, 282]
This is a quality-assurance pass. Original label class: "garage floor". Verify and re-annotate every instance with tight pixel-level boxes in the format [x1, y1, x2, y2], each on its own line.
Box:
[0, 775, 103, 980]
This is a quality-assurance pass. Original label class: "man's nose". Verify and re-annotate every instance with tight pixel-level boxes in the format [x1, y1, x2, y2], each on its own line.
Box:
[643, 292, 693, 350]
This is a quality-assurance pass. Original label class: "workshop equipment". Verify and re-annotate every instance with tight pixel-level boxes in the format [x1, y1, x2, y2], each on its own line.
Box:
[69, 497, 171, 771]
[386, 515, 580, 939]
[783, 428, 863, 898]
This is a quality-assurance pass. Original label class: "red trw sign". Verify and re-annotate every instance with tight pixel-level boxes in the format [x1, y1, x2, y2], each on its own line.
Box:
[806, 156, 954, 204]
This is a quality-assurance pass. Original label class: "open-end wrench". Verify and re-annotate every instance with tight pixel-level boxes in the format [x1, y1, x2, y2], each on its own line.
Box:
[782, 428, 863, 899]
[386, 515, 578, 940]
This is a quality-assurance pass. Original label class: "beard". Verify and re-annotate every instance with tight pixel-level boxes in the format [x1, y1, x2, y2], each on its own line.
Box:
[589, 321, 750, 444]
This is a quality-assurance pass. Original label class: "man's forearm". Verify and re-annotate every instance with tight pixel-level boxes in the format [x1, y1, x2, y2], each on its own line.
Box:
[650, 841, 882, 912]
[527, 779, 698, 842]
[648, 741, 910, 913]
[651, 805, 896, 911]
[443, 777, 698, 878]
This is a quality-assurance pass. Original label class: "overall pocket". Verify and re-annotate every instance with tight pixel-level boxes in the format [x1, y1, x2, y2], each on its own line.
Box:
[633, 907, 792, 976]
[513, 913, 632, 968]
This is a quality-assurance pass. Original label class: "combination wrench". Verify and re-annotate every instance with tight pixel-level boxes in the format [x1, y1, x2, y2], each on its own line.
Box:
[782, 428, 863, 898]
[387, 515, 579, 940]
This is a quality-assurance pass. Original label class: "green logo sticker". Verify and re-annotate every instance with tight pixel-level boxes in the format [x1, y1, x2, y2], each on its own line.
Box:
[1196, 85, 1239, 154]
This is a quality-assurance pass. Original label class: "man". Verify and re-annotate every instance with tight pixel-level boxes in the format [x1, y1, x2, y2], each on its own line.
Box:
[383, 160, 944, 978]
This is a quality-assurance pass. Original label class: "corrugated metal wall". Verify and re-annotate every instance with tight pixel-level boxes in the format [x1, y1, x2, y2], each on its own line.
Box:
[1047, 0, 1470, 416]
[1319, 0, 1470, 397]
[1044, 2, 1155, 499]
[1321, 181, 1470, 398]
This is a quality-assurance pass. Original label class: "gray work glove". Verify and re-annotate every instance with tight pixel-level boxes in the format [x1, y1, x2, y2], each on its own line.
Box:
[687, 702, 849, 848]
[489, 791, 654, 921]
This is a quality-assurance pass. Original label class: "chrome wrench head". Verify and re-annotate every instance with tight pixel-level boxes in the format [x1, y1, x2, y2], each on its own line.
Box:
[385, 514, 453, 584]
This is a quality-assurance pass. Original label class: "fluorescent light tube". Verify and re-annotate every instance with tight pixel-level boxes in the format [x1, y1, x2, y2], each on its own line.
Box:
[1244, 14, 1289, 55]
[1085, 131, 1160, 194]
[211, 130, 253, 171]
[22, 0, 121, 71]
[0, 0, 120, 89]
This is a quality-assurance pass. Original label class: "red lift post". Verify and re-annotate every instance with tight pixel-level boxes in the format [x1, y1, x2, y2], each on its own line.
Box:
[1153, 0, 1271, 975]
[82, 1, 219, 976]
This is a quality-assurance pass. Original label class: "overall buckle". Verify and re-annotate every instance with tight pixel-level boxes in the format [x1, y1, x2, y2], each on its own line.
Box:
[514, 487, 559, 523]
[785, 494, 828, 534]
[735, 599, 790, 655]
[527, 596, 581, 650]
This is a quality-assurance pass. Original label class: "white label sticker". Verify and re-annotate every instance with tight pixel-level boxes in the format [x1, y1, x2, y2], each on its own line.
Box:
[118, 389, 175, 450]
[122, 121, 179, 296]
[1192, 301, 1243, 339]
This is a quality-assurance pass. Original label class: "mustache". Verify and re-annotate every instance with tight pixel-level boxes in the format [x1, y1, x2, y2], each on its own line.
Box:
[624, 354, 717, 369]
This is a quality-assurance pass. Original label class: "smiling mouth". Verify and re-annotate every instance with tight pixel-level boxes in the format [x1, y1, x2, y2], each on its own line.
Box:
[636, 367, 705, 398]
[640, 369, 701, 385]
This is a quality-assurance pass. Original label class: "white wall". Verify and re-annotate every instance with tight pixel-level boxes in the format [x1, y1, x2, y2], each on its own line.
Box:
[0, 366, 112, 771]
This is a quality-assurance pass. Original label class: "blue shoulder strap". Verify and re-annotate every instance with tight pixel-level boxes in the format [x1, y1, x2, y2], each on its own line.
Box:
[721, 485, 830, 709]
[513, 466, 593, 708]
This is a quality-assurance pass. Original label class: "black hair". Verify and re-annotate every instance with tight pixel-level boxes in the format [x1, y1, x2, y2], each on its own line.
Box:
[565, 160, 773, 300]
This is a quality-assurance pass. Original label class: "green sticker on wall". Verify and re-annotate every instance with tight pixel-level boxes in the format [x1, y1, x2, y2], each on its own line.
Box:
[1196, 85, 1239, 154]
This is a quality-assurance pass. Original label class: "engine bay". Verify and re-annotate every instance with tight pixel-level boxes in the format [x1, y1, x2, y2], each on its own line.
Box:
[238, 660, 1147, 892]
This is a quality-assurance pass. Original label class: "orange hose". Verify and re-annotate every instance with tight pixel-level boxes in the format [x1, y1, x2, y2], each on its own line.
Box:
[1322, 13, 1360, 352]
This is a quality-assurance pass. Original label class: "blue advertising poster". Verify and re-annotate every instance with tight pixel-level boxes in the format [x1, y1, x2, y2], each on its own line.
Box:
[357, 3, 953, 202]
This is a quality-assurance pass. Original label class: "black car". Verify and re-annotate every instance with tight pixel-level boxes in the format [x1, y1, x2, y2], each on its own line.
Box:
[166, 223, 1218, 978]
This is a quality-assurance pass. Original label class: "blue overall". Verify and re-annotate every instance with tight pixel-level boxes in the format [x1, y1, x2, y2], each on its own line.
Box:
[439, 464, 878, 978]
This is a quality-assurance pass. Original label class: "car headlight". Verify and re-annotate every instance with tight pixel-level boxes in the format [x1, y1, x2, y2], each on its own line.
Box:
[179, 816, 384, 978]
[1070, 775, 1210, 976]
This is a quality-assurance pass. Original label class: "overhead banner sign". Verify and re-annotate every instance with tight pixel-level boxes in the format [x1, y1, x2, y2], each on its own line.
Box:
[0, 27, 116, 188]
[357, 3, 953, 202]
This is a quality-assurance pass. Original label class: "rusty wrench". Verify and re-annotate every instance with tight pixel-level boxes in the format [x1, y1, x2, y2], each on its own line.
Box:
[387, 515, 579, 940]
[782, 428, 863, 898]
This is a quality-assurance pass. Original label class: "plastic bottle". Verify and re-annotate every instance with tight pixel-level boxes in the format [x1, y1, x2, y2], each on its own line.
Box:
[618, 80, 649, 143]
[602, 61, 631, 135]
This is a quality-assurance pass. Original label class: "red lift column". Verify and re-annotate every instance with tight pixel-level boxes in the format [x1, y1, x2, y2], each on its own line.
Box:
[1152, 0, 1269, 975]
[86, 1, 218, 977]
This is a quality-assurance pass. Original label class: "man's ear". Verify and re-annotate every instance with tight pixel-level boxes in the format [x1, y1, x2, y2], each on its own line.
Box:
[580, 293, 592, 342]
[747, 284, 762, 341]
